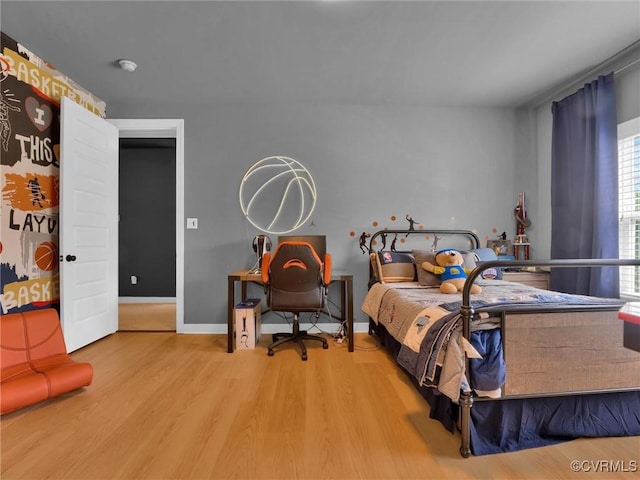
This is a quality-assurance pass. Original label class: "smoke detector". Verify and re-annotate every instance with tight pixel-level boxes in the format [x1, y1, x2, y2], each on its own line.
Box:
[118, 59, 137, 72]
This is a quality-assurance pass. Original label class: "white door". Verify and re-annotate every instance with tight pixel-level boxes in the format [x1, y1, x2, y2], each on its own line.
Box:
[60, 97, 118, 352]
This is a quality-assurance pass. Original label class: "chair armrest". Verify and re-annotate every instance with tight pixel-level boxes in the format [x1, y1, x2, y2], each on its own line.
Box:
[261, 252, 271, 284]
[323, 254, 332, 286]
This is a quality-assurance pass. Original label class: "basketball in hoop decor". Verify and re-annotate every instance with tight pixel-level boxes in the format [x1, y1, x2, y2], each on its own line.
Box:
[239, 156, 317, 235]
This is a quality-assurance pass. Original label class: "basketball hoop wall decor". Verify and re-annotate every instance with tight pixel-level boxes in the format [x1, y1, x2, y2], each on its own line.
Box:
[239, 156, 317, 234]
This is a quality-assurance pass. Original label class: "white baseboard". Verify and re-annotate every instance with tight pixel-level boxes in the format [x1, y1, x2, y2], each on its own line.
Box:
[119, 297, 177, 304]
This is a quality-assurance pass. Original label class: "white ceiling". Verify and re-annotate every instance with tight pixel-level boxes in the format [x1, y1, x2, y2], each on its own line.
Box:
[2, 1, 639, 109]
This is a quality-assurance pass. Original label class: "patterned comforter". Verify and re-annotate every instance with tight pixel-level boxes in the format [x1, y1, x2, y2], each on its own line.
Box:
[361, 280, 623, 402]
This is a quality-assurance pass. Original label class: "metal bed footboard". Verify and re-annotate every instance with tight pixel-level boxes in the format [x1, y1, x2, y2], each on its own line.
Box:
[366, 230, 639, 457]
[459, 258, 640, 458]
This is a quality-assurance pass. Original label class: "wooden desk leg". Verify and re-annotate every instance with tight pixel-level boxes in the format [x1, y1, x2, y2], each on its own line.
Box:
[340, 279, 346, 334]
[346, 276, 354, 352]
[227, 277, 235, 353]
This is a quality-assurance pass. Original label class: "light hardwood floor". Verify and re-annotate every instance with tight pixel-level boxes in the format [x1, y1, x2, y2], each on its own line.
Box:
[1, 332, 638, 480]
[118, 303, 176, 331]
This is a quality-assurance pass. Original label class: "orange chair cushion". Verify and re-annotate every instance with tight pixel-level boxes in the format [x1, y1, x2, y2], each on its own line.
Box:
[31, 354, 93, 397]
[1, 308, 93, 414]
[1, 312, 50, 414]
[1, 312, 30, 369]
[0, 370, 49, 415]
[23, 309, 69, 361]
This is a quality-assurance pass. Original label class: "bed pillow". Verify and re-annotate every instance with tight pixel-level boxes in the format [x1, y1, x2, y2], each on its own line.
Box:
[463, 247, 503, 280]
[411, 250, 442, 286]
[373, 251, 416, 283]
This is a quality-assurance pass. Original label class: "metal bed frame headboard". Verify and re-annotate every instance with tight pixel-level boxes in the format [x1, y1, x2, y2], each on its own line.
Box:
[367, 229, 480, 254]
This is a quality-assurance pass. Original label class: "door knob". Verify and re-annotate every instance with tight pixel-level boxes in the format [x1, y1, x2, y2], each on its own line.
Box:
[66, 255, 77, 262]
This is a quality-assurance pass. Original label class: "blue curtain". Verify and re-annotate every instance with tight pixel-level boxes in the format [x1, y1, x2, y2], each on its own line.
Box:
[550, 73, 619, 297]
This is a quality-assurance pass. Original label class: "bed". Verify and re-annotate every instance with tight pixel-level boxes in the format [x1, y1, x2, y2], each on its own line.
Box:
[362, 228, 640, 456]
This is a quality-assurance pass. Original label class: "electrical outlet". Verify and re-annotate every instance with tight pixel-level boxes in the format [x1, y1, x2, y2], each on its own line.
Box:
[187, 218, 198, 229]
[131, 275, 138, 285]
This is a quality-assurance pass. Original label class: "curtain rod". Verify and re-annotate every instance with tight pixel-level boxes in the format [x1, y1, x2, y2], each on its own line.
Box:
[615, 57, 640, 75]
[528, 39, 640, 108]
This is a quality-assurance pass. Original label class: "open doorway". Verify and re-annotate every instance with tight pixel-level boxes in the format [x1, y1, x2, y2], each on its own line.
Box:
[118, 138, 176, 331]
[108, 119, 185, 333]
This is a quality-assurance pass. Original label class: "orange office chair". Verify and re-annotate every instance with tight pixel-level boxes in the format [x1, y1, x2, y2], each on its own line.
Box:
[261, 241, 331, 360]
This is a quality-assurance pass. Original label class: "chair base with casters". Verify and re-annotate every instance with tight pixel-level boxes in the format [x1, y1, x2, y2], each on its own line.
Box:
[261, 241, 333, 361]
[268, 313, 328, 361]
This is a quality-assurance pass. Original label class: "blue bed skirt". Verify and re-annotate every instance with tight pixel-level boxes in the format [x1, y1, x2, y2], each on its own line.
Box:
[372, 322, 640, 455]
[470, 391, 640, 455]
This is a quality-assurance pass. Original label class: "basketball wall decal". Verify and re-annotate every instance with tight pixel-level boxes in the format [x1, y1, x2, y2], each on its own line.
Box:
[239, 156, 317, 234]
[34, 241, 58, 271]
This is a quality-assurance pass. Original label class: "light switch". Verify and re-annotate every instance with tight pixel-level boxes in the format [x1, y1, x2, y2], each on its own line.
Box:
[187, 218, 198, 229]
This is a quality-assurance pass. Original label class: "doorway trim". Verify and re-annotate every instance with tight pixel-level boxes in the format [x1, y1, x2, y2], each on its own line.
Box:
[108, 118, 185, 333]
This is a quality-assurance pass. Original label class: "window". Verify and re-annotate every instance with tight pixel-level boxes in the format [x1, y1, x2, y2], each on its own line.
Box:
[618, 117, 640, 298]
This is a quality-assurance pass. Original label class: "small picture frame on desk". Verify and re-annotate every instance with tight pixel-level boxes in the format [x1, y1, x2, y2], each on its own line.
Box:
[487, 239, 512, 257]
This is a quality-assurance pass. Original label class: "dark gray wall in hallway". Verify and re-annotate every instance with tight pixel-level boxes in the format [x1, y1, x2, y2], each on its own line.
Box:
[119, 141, 176, 297]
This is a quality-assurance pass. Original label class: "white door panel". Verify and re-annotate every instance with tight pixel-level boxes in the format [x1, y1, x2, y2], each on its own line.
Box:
[60, 97, 118, 352]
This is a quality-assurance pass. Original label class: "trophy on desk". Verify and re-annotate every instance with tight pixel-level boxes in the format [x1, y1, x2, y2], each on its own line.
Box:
[252, 235, 272, 274]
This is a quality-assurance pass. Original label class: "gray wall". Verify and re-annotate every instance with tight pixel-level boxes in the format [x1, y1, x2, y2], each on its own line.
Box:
[107, 101, 524, 326]
[109, 57, 640, 328]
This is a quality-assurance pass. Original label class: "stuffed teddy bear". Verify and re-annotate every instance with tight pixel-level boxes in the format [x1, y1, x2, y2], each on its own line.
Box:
[421, 249, 482, 294]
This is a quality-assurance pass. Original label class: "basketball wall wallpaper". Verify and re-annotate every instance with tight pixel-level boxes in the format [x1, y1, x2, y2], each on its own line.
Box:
[0, 32, 105, 314]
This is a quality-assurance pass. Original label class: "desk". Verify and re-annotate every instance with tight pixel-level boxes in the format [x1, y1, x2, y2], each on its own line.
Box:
[227, 270, 354, 353]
